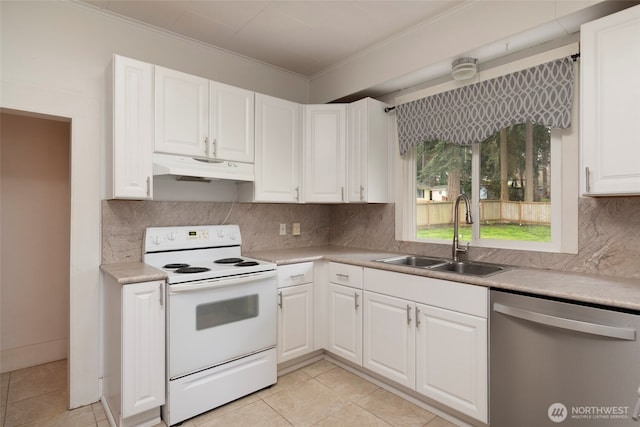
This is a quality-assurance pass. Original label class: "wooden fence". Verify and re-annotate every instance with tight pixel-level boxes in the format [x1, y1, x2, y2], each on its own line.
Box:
[417, 199, 551, 227]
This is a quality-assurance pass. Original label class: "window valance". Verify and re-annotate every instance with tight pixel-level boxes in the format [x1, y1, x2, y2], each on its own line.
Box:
[396, 56, 574, 155]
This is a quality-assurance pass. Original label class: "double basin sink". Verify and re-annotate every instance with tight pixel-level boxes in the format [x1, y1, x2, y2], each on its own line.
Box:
[376, 255, 509, 277]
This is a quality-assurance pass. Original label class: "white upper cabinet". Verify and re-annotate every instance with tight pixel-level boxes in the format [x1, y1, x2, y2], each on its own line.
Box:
[347, 98, 391, 203]
[253, 94, 302, 202]
[303, 104, 347, 203]
[108, 54, 154, 200]
[154, 66, 209, 158]
[154, 66, 255, 163]
[210, 81, 255, 163]
[581, 5, 640, 196]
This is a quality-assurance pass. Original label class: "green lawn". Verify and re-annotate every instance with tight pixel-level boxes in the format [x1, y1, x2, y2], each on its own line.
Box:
[417, 223, 551, 242]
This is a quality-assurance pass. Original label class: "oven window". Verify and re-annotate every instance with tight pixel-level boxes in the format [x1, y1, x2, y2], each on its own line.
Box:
[196, 294, 259, 330]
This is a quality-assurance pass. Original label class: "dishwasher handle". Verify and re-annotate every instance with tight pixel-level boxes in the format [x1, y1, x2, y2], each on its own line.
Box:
[493, 302, 637, 341]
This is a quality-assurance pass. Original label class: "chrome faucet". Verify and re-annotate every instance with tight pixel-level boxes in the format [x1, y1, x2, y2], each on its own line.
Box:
[452, 193, 473, 262]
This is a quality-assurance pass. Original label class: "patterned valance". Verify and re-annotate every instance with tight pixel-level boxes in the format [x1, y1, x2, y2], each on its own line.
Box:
[396, 56, 574, 155]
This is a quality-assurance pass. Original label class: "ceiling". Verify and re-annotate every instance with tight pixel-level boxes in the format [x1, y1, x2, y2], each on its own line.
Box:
[80, 0, 465, 77]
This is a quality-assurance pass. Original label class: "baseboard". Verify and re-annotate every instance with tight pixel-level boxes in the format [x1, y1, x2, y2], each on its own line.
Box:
[0, 339, 68, 373]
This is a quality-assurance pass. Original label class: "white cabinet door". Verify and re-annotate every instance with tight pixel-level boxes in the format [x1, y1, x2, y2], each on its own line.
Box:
[155, 66, 209, 157]
[277, 283, 314, 363]
[581, 5, 640, 195]
[327, 283, 362, 365]
[347, 98, 390, 203]
[303, 104, 347, 203]
[110, 55, 153, 200]
[210, 81, 254, 163]
[363, 292, 415, 388]
[121, 281, 165, 418]
[415, 304, 487, 423]
[254, 94, 302, 202]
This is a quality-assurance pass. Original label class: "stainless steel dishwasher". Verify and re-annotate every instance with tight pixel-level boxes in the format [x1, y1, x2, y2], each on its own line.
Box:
[490, 289, 640, 427]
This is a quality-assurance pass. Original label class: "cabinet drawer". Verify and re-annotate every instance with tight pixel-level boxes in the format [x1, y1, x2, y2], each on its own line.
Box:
[277, 262, 313, 288]
[329, 262, 363, 288]
[364, 268, 487, 318]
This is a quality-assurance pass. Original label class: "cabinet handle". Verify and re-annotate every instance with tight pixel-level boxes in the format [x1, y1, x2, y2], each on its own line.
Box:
[146, 176, 151, 197]
[159, 283, 163, 307]
[278, 291, 282, 308]
[341, 186, 344, 202]
[585, 166, 591, 193]
[290, 274, 305, 280]
[295, 186, 300, 202]
[415, 306, 420, 328]
[204, 137, 209, 156]
[406, 304, 412, 325]
[212, 138, 217, 158]
[354, 292, 360, 310]
[360, 185, 365, 201]
[336, 273, 349, 281]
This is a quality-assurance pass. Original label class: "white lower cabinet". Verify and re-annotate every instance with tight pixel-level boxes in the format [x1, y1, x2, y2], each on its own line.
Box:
[103, 277, 165, 427]
[327, 283, 362, 365]
[362, 267, 488, 423]
[362, 292, 415, 388]
[277, 263, 314, 363]
[415, 304, 488, 423]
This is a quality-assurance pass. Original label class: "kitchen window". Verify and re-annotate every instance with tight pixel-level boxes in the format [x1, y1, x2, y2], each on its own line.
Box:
[395, 45, 579, 254]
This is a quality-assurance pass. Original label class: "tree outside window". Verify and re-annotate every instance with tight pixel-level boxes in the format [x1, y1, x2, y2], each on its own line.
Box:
[416, 122, 551, 243]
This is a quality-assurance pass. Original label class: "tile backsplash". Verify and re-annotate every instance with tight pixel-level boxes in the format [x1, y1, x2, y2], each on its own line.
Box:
[103, 197, 640, 279]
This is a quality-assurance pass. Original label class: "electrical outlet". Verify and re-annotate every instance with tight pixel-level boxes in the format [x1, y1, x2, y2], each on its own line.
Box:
[279, 223, 286, 236]
[292, 223, 301, 236]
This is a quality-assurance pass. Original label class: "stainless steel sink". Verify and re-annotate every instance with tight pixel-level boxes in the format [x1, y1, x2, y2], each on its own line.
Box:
[376, 255, 509, 277]
[376, 255, 445, 267]
[429, 260, 507, 277]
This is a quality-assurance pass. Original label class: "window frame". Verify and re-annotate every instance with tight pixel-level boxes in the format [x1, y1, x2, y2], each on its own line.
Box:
[393, 44, 579, 254]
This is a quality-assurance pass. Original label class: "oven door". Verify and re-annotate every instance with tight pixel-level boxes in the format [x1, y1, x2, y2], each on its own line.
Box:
[167, 271, 277, 379]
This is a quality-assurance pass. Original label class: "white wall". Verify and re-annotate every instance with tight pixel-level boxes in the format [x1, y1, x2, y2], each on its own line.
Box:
[308, 0, 624, 103]
[0, 112, 71, 373]
[0, 0, 309, 408]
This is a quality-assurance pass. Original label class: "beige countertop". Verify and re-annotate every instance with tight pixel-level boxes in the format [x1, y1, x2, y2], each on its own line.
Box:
[247, 246, 640, 312]
[101, 246, 640, 311]
[101, 262, 167, 285]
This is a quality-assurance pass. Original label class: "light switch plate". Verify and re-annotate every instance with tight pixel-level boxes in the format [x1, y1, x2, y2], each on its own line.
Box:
[279, 223, 286, 236]
[292, 223, 301, 236]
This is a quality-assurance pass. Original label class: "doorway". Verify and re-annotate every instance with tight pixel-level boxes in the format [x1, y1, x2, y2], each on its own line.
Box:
[0, 110, 71, 374]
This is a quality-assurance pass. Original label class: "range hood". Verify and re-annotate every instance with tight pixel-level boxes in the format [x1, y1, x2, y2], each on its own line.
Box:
[153, 153, 254, 182]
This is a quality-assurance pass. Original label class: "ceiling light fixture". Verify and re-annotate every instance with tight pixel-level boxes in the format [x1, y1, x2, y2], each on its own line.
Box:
[451, 57, 478, 81]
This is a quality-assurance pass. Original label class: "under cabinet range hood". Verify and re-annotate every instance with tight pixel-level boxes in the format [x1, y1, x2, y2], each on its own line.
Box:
[153, 153, 255, 182]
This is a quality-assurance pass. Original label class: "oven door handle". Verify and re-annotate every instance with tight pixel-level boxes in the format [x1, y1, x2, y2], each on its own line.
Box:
[169, 270, 277, 294]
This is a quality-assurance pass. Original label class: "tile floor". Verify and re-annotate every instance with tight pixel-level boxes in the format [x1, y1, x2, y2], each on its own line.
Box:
[0, 358, 460, 427]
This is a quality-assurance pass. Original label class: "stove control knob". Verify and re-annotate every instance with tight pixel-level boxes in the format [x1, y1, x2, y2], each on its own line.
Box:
[151, 235, 161, 245]
[167, 232, 177, 241]
[217, 229, 225, 238]
[229, 231, 238, 240]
